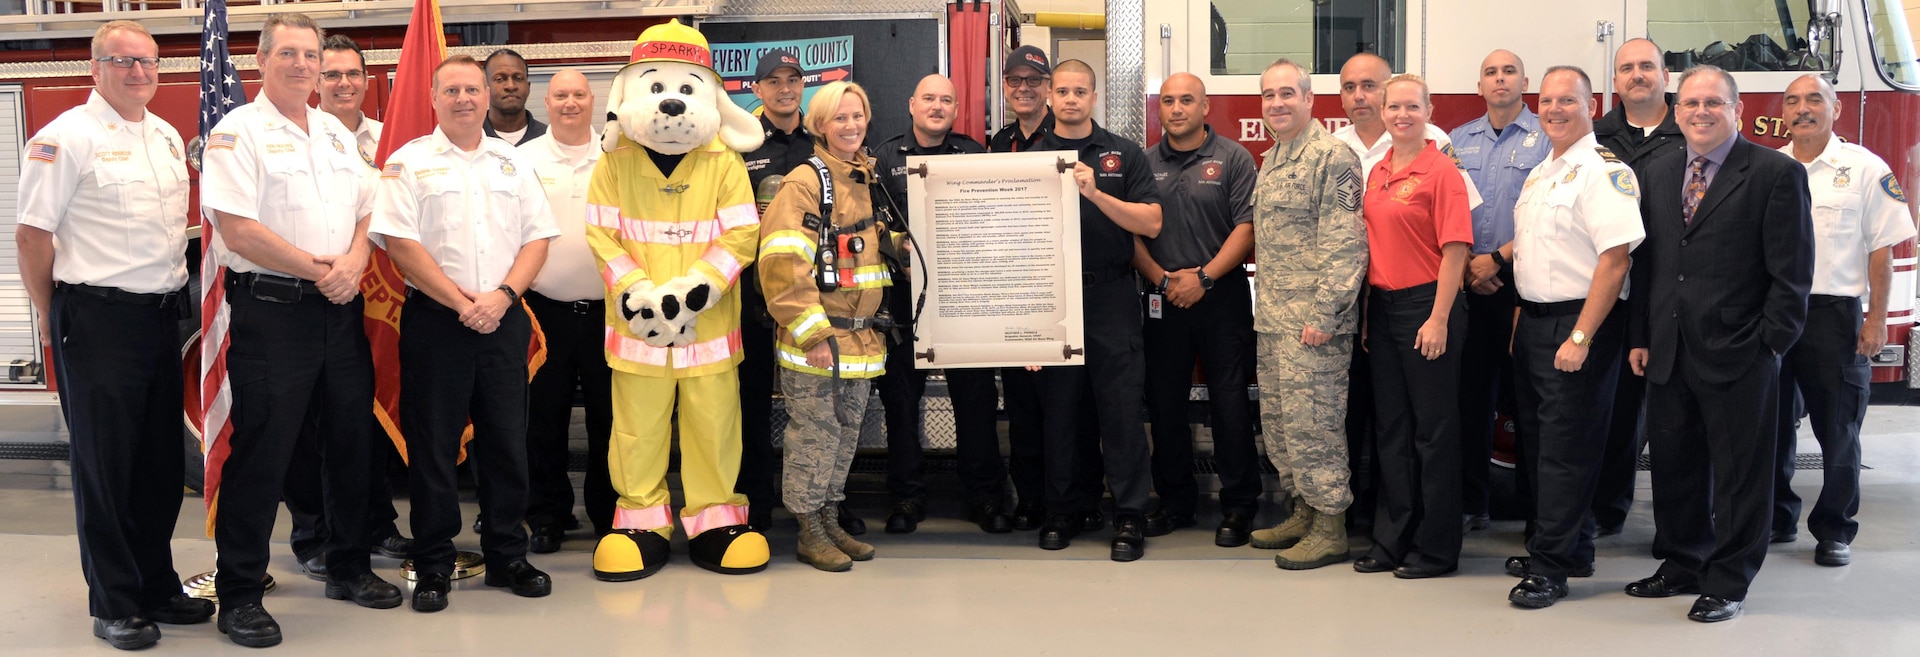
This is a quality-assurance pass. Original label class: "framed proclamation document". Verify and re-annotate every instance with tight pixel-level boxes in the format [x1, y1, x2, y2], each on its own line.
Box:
[903, 151, 1086, 369]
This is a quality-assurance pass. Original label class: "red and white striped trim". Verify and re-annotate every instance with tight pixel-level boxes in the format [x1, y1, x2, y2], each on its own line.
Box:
[605, 328, 743, 368]
[717, 203, 759, 231]
[700, 248, 743, 285]
[586, 203, 625, 229]
[601, 254, 640, 289]
[614, 505, 675, 531]
[682, 503, 750, 538]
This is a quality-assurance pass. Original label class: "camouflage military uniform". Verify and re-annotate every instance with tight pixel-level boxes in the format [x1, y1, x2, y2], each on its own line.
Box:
[1253, 122, 1368, 515]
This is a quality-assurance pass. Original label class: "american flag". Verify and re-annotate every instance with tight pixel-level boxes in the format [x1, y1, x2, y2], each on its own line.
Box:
[196, 0, 245, 535]
[25, 143, 56, 163]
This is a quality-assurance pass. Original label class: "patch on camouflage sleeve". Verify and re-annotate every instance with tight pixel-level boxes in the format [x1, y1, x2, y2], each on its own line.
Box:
[1335, 167, 1362, 212]
[1882, 173, 1907, 204]
[1610, 169, 1638, 198]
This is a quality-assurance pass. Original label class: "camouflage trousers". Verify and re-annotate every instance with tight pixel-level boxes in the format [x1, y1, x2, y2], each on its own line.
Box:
[1256, 331, 1354, 515]
[780, 368, 871, 515]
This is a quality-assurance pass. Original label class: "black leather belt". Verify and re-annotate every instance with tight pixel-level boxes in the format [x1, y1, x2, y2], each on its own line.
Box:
[57, 282, 184, 309]
[1809, 294, 1858, 307]
[224, 271, 322, 294]
[528, 291, 602, 315]
[1370, 281, 1437, 303]
[829, 315, 880, 330]
[1081, 266, 1131, 287]
[1520, 299, 1585, 317]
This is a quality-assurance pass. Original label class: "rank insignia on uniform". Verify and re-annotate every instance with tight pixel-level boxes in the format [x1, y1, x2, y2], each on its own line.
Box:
[26, 142, 57, 163]
[381, 162, 404, 179]
[1594, 146, 1622, 163]
[1335, 168, 1362, 212]
[1101, 153, 1121, 172]
[1562, 164, 1581, 184]
[1884, 173, 1908, 204]
[208, 133, 237, 150]
[1522, 132, 1539, 148]
[330, 134, 346, 155]
[1609, 169, 1638, 198]
[1833, 166, 1851, 188]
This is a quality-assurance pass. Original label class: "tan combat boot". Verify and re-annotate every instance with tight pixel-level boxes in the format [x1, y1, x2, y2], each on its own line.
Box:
[821, 506, 876, 561]
[1274, 510, 1349, 570]
[1250, 499, 1315, 549]
[796, 509, 853, 572]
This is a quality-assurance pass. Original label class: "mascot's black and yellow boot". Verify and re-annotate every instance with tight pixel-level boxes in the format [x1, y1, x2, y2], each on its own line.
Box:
[593, 529, 672, 581]
[688, 525, 770, 575]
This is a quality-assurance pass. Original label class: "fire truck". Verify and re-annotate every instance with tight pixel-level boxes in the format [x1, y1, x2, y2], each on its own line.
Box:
[0, 0, 1914, 476]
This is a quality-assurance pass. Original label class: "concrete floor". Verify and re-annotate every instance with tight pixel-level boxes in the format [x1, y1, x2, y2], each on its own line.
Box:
[2, 407, 1919, 655]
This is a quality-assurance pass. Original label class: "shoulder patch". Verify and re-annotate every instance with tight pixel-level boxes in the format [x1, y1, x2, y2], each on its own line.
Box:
[1883, 173, 1908, 204]
[1609, 169, 1638, 198]
[1595, 146, 1622, 164]
[381, 162, 404, 179]
[1442, 142, 1462, 167]
[26, 142, 58, 163]
[1335, 167, 1362, 212]
[207, 133, 237, 151]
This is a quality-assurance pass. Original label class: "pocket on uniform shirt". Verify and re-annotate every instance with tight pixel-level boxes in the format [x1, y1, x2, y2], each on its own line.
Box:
[1539, 186, 1582, 240]
[1813, 202, 1860, 253]
[261, 157, 312, 211]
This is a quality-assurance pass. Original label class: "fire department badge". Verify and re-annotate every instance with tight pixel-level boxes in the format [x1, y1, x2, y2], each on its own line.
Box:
[1609, 169, 1638, 198]
[1833, 166, 1851, 188]
[331, 133, 346, 155]
[1883, 174, 1908, 204]
[1201, 162, 1221, 181]
[165, 136, 180, 161]
[1393, 177, 1420, 203]
[1101, 153, 1121, 173]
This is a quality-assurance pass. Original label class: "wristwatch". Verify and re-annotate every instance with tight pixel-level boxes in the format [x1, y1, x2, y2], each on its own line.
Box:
[1569, 329, 1589, 347]
[497, 284, 521, 304]
[1197, 270, 1215, 290]
[1159, 274, 1171, 293]
[1490, 250, 1510, 270]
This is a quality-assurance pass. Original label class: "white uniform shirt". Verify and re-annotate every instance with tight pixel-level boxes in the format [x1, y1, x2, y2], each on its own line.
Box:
[16, 91, 189, 294]
[1511, 133, 1647, 304]
[347, 113, 383, 169]
[1779, 135, 1915, 297]
[370, 128, 560, 293]
[517, 134, 603, 302]
[1334, 122, 1484, 209]
[200, 102, 376, 277]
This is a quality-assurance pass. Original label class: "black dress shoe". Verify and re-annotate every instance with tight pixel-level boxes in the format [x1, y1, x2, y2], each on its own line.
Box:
[528, 526, 564, 554]
[884, 499, 926, 534]
[1508, 574, 1570, 609]
[325, 572, 404, 609]
[1504, 556, 1594, 578]
[1815, 539, 1852, 567]
[370, 534, 413, 560]
[1392, 563, 1458, 579]
[1143, 508, 1196, 537]
[473, 514, 486, 535]
[1770, 530, 1798, 544]
[298, 554, 328, 582]
[1011, 503, 1044, 531]
[1353, 556, 1395, 573]
[1038, 515, 1079, 550]
[1110, 516, 1146, 562]
[484, 559, 552, 598]
[1597, 522, 1625, 537]
[146, 593, 214, 625]
[217, 602, 282, 648]
[411, 574, 450, 613]
[1625, 574, 1701, 598]
[93, 616, 159, 650]
[1079, 509, 1106, 532]
[1215, 509, 1253, 548]
[968, 501, 1014, 534]
[1687, 595, 1743, 622]
[837, 503, 867, 536]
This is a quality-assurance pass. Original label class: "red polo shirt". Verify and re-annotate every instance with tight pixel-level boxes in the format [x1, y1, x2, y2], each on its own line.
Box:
[1363, 140, 1474, 290]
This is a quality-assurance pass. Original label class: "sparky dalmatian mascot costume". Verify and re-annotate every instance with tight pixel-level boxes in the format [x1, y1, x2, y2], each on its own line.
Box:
[585, 19, 769, 580]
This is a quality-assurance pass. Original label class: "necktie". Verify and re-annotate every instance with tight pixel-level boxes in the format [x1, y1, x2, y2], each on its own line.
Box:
[1682, 156, 1708, 224]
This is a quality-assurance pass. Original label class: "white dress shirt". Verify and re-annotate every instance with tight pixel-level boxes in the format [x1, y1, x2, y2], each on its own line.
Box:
[1779, 135, 1916, 297]
[1511, 133, 1647, 303]
[199, 101, 376, 277]
[518, 133, 605, 302]
[370, 128, 560, 293]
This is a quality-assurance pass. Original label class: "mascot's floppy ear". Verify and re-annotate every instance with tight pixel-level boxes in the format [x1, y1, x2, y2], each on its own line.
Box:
[716, 85, 765, 153]
[601, 75, 627, 152]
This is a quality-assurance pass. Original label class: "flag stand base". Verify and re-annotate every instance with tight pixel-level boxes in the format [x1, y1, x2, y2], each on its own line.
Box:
[182, 569, 276, 602]
[401, 551, 485, 581]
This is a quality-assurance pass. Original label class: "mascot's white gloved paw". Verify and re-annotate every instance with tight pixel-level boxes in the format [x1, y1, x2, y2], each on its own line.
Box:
[619, 281, 673, 346]
[654, 274, 715, 339]
[666, 314, 700, 347]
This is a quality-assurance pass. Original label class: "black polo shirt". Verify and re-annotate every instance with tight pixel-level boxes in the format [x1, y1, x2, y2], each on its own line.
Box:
[1144, 126, 1257, 271]
[743, 114, 815, 203]
[989, 110, 1055, 153]
[874, 131, 988, 221]
[1035, 120, 1162, 272]
[1593, 101, 1684, 177]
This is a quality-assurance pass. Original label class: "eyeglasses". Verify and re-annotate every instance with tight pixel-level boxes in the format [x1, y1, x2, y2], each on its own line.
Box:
[1003, 75, 1049, 89]
[97, 56, 160, 70]
[320, 71, 366, 82]
[1677, 98, 1732, 111]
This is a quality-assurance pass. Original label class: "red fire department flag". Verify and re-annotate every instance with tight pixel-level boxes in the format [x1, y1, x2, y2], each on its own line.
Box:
[363, 0, 547, 463]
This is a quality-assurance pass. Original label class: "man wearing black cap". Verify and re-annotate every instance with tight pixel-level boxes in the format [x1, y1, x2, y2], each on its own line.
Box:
[990, 44, 1106, 534]
[733, 50, 867, 534]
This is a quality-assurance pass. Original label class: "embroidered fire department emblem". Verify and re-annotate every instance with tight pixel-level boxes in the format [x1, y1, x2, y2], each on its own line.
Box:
[1201, 162, 1221, 180]
[1392, 177, 1420, 203]
[1101, 153, 1121, 172]
[331, 133, 346, 155]
[165, 136, 180, 161]
[1832, 166, 1851, 188]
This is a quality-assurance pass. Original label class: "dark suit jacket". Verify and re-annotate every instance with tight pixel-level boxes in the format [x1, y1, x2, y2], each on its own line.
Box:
[1630, 136, 1813, 386]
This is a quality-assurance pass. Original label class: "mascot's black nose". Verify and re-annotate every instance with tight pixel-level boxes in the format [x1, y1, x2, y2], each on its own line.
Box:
[659, 98, 686, 117]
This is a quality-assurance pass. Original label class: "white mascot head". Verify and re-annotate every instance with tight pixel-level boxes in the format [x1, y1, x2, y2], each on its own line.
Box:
[606, 20, 765, 347]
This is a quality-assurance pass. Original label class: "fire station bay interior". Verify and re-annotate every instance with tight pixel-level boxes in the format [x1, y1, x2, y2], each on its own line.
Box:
[3, 0, 1920, 653]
